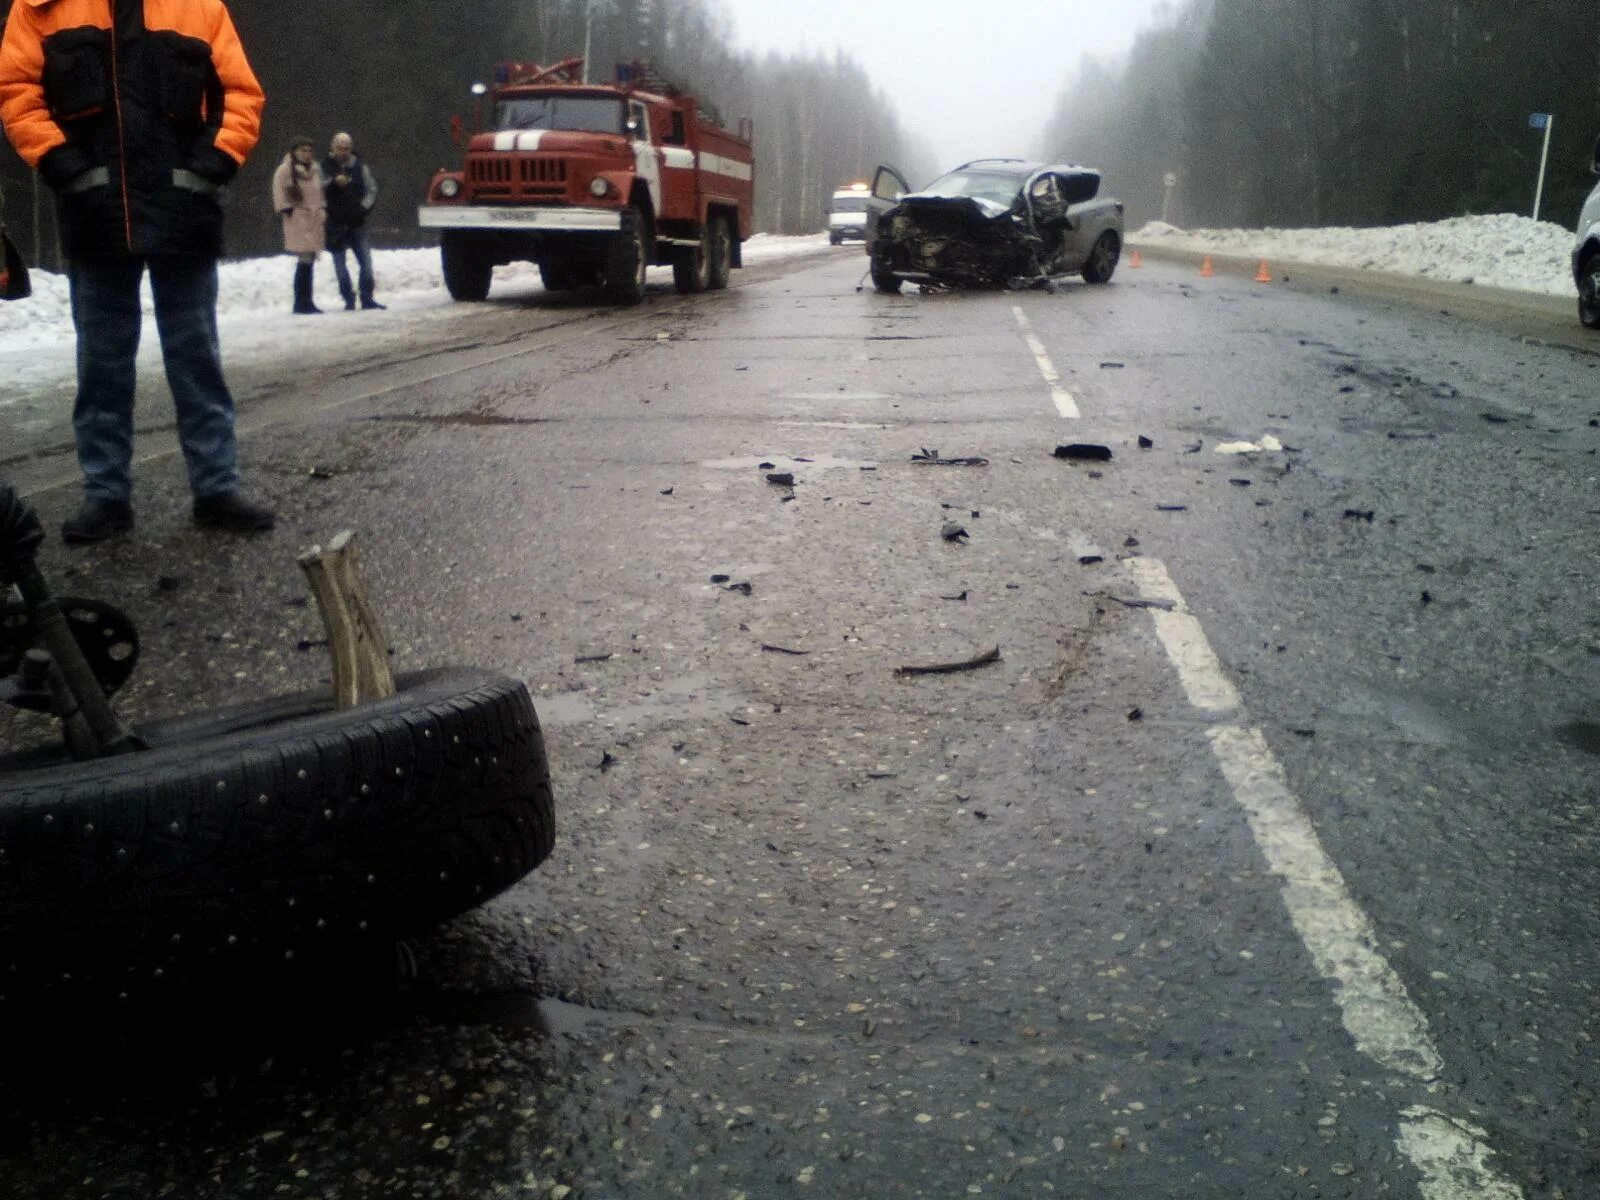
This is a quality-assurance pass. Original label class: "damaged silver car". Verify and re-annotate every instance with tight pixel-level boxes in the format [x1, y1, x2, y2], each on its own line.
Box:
[864, 159, 1124, 293]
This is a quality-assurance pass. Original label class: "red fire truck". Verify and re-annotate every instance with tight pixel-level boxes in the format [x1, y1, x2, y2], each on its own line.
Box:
[419, 59, 755, 306]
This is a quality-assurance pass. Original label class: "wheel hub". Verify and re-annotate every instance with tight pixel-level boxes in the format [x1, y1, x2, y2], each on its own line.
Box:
[0, 596, 140, 710]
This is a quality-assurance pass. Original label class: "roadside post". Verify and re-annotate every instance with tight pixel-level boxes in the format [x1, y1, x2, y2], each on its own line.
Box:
[1530, 112, 1553, 221]
[1161, 171, 1177, 224]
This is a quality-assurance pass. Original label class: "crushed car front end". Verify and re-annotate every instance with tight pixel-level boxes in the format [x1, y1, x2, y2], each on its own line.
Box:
[871, 195, 1039, 289]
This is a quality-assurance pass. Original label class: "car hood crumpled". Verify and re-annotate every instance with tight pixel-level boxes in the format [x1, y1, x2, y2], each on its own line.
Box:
[898, 191, 1012, 220]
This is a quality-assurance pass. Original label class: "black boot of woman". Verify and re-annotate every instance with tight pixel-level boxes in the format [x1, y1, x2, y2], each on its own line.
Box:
[292, 260, 321, 314]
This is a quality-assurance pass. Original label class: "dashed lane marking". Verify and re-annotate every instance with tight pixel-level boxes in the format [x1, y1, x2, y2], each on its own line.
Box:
[1011, 306, 1078, 419]
[1124, 555, 1523, 1200]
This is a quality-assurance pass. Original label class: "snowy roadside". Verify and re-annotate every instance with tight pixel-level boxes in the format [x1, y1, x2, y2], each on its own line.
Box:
[0, 233, 832, 421]
[1131, 213, 1575, 298]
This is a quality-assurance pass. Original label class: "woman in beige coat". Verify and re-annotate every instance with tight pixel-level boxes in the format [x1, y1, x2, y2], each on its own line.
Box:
[271, 135, 326, 313]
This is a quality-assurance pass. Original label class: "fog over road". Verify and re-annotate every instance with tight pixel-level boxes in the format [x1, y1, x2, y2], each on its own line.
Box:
[4, 251, 1597, 1199]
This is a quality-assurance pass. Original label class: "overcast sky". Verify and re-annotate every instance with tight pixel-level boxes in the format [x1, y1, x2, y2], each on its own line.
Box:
[714, 0, 1172, 173]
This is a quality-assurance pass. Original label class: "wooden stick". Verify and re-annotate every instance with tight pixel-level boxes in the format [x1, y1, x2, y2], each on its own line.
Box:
[297, 530, 396, 709]
[895, 646, 1001, 677]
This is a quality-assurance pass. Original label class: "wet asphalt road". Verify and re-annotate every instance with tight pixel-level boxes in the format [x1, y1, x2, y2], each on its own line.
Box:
[2, 250, 1597, 1199]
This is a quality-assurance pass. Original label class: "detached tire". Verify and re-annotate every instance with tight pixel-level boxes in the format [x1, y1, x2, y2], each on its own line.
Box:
[0, 668, 553, 997]
[870, 258, 903, 294]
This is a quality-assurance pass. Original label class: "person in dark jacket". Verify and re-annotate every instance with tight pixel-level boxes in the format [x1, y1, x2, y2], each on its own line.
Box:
[0, 0, 274, 541]
[321, 131, 382, 310]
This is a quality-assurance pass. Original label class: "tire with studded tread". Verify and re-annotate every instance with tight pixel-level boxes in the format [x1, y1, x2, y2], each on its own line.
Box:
[0, 667, 553, 997]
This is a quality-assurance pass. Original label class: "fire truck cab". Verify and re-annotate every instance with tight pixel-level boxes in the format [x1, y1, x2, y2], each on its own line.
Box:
[419, 59, 755, 305]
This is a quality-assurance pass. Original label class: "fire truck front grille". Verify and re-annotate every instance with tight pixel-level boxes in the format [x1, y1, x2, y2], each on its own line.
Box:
[468, 156, 569, 199]
[519, 159, 568, 184]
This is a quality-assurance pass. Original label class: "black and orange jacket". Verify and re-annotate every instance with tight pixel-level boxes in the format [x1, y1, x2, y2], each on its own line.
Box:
[0, 0, 264, 258]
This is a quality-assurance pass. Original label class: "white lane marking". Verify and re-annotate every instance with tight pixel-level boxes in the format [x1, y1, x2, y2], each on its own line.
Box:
[1397, 1109, 1525, 1200]
[1128, 554, 1524, 1200]
[1010, 306, 1078, 419]
[1123, 557, 1242, 712]
[1205, 724, 1442, 1079]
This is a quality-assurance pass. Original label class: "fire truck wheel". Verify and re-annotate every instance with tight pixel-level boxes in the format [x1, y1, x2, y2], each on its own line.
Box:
[707, 215, 733, 291]
[441, 233, 493, 302]
[604, 207, 649, 305]
[672, 226, 712, 294]
[0, 667, 554, 999]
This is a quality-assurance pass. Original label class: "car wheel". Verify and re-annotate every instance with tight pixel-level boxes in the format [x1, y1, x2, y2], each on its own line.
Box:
[707, 215, 734, 290]
[1579, 251, 1600, 329]
[604, 207, 650, 306]
[870, 259, 902, 294]
[0, 668, 554, 999]
[441, 233, 493, 301]
[672, 224, 712, 294]
[1082, 232, 1121, 284]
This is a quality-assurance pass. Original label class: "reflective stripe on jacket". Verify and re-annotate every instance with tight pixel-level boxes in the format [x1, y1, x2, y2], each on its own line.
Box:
[0, 0, 264, 258]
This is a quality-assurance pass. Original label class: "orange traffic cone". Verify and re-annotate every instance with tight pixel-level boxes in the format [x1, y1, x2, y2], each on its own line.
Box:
[1254, 259, 1273, 283]
[1199, 256, 1215, 278]
[1129, 249, 1143, 269]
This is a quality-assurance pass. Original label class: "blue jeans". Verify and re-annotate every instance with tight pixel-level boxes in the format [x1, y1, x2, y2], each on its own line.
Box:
[330, 224, 375, 303]
[68, 255, 239, 503]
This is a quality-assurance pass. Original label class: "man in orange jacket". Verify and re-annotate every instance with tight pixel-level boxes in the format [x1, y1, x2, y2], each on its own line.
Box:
[0, 0, 274, 541]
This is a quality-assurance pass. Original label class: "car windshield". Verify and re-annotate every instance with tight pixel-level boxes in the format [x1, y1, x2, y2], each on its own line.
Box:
[496, 95, 623, 135]
[832, 196, 869, 213]
[921, 170, 1026, 206]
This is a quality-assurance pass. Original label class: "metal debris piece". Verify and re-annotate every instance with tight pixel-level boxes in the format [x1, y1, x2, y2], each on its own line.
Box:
[913, 448, 988, 467]
[895, 645, 1001, 677]
[1108, 596, 1176, 612]
[1156, 504, 1188, 512]
[574, 653, 613, 664]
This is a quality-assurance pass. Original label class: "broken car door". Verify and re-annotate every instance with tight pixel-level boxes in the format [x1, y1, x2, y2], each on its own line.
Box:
[865, 165, 911, 253]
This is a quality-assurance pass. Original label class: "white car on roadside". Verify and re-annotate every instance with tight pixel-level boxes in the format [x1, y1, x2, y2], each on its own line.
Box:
[1574, 133, 1600, 328]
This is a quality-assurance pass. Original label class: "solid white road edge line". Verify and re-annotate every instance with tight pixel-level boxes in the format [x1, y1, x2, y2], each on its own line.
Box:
[1011, 306, 1078, 419]
[1127, 554, 1523, 1200]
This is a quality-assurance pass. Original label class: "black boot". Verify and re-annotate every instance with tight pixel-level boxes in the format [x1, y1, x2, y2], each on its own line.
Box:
[293, 263, 322, 314]
[61, 498, 134, 544]
[193, 491, 276, 532]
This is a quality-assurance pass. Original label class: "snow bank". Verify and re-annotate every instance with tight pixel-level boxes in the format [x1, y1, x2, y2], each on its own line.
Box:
[0, 232, 831, 354]
[1132, 213, 1575, 297]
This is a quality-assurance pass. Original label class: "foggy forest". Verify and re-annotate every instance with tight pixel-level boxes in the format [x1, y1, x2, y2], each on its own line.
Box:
[0, 0, 1597, 267]
[1038, 0, 1600, 232]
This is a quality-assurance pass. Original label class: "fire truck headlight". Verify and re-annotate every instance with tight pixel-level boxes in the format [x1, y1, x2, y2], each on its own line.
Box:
[589, 177, 614, 199]
[437, 177, 461, 200]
